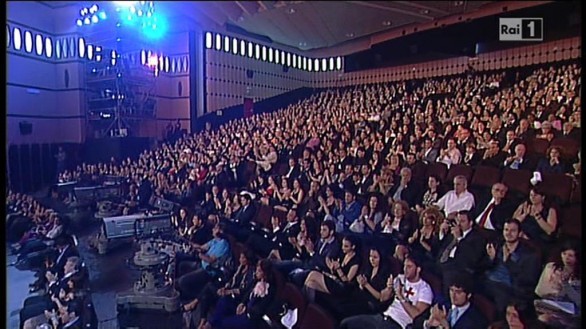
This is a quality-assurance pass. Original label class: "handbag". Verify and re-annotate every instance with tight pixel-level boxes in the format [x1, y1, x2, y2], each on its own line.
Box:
[349, 219, 365, 233]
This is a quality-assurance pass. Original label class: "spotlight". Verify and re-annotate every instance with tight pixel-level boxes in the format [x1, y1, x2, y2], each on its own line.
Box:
[90, 4, 98, 13]
[98, 12, 107, 20]
[138, 10, 143, 16]
[113, 1, 138, 7]
[76, 19, 83, 26]
[80, 9, 85, 15]
[91, 15, 99, 23]
[84, 17, 91, 25]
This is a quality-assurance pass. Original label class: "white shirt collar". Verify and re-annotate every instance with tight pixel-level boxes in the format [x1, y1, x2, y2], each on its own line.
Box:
[452, 302, 471, 319]
[461, 227, 473, 239]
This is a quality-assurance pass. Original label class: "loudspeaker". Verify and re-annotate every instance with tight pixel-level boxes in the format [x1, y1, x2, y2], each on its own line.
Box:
[19, 121, 33, 135]
[246, 69, 254, 79]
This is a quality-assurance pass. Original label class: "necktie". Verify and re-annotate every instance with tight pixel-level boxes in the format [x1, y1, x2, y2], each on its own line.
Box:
[319, 240, 327, 255]
[478, 202, 495, 228]
[449, 308, 459, 327]
[393, 185, 405, 201]
[439, 238, 458, 263]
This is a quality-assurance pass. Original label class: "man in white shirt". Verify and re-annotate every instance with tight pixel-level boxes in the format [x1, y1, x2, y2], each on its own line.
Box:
[434, 176, 475, 220]
[437, 139, 462, 168]
[340, 256, 433, 329]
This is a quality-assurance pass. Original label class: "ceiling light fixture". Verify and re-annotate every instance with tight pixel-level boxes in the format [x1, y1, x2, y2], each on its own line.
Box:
[420, 9, 430, 14]
[345, 33, 355, 38]
[286, 8, 295, 14]
[382, 21, 392, 26]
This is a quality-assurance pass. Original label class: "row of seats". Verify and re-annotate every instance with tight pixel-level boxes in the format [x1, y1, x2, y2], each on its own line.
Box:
[527, 137, 580, 160]
[338, 37, 580, 85]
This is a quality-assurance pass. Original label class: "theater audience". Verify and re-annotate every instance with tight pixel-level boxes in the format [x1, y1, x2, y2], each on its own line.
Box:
[37, 60, 582, 328]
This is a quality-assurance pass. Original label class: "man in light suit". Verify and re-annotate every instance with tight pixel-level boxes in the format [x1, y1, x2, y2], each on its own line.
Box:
[422, 139, 439, 164]
[421, 274, 487, 329]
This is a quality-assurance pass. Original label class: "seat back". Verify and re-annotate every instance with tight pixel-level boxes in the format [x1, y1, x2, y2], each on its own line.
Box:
[298, 303, 336, 329]
[540, 173, 574, 205]
[501, 169, 532, 198]
[445, 164, 474, 188]
[470, 166, 502, 190]
[560, 205, 582, 239]
[425, 162, 448, 183]
[527, 138, 550, 157]
[472, 293, 497, 323]
[550, 137, 579, 161]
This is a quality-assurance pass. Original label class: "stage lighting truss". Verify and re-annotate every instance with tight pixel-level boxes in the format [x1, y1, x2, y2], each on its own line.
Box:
[76, 4, 107, 27]
[116, 1, 157, 28]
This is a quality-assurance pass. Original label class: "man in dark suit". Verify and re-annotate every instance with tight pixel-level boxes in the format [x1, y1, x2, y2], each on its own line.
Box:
[405, 152, 427, 184]
[226, 193, 256, 242]
[246, 208, 300, 258]
[389, 167, 421, 209]
[481, 219, 541, 319]
[470, 183, 515, 240]
[437, 211, 486, 295]
[502, 143, 537, 171]
[288, 220, 341, 287]
[283, 157, 301, 182]
[561, 121, 582, 142]
[21, 256, 82, 329]
[462, 143, 482, 167]
[455, 127, 472, 155]
[479, 140, 507, 168]
[29, 235, 79, 292]
[421, 274, 487, 329]
[356, 165, 374, 197]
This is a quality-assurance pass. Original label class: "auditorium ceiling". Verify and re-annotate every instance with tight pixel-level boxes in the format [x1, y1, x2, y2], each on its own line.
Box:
[40, 1, 551, 52]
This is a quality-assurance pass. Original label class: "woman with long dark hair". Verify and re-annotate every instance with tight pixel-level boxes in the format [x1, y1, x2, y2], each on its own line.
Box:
[489, 300, 545, 329]
[303, 235, 360, 301]
[328, 247, 392, 319]
[513, 186, 558, 250]
[534, 239, 581, 328]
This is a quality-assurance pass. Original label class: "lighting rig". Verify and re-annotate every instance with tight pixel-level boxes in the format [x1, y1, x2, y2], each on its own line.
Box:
[79, 2, 165, 138]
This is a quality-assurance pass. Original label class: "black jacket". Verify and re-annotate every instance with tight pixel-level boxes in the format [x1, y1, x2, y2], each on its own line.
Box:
[439, 228, 486, 276]
[233, 203, 256, 227]
[470, 195, 515, 233]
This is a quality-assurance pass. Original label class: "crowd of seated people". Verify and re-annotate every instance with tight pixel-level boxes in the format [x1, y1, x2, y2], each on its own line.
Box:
[52, 60, 582, 328]
[7, 190, 67, 264]
[6, 190, 97, 329]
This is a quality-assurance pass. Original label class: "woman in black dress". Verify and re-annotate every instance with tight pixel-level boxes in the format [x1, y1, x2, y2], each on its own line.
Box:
[303, 235, 361, 301]
[328, 247, 393, 319]
[513, 186, 558, 250]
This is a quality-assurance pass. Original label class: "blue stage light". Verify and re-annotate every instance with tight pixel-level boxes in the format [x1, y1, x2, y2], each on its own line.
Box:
[76, 19, 83, 26]
[91, 15, 99, 23]
[99, 12, 107, 20]
[90, 4, 98, 13]
[84, 17, 91, 25]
